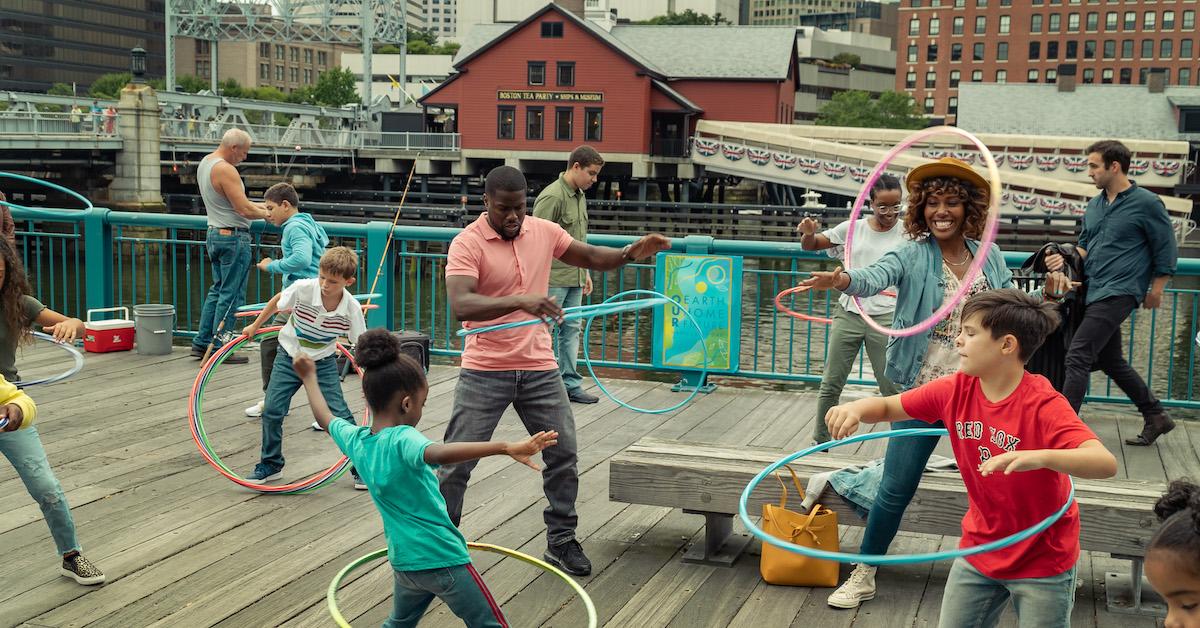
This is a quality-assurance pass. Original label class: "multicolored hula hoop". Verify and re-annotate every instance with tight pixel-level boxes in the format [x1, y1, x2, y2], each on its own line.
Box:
[13, 332, 85, 387]
[188, 327, 370, 494]
[843, 126, 1002, 337]
[738, 428, 1074, 565]
[327, 543, 597, 628]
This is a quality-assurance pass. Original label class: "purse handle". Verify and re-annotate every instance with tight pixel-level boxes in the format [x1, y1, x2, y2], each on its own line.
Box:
[774, 465, 806, 509]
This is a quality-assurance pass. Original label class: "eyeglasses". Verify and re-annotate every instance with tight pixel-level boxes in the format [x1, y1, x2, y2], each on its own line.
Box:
[872, 203, 903, 215]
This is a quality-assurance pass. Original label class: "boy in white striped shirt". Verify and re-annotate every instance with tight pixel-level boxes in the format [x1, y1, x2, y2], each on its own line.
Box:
[241, 246, 367, 485]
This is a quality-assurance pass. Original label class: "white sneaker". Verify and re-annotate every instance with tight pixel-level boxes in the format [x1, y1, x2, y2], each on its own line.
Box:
[245, 399, 264, 417]
[311, 420, 324, 431]
[827, 563, 877, 609]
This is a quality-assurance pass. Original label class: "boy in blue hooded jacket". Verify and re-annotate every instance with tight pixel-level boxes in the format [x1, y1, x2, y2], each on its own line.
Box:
[246, 182, 329, 419]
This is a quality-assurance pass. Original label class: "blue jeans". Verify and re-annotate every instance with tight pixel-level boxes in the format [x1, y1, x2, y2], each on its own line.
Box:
[548, 286, 585, 393]
[859, 418, 943, 557]
[386, 563, 507, 628]
[0, 427, 80, 556]
[260, 347, 354, 470]
[437, 368, 579, 546]
[938, 558, 1076, 628]
[193, 229, 251, 350]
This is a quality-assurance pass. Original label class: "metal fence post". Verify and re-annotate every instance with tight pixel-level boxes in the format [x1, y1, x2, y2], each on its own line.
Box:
[83, 206, 114, 313]
[365, 220, 395, 329]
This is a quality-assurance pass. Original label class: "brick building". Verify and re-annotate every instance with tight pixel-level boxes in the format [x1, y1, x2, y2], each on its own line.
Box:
[898, 0, 1200, 122]
[419, 3, 797, 178]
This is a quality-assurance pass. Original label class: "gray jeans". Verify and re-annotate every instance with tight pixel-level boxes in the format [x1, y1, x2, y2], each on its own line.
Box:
[813, 304, 901, 443]
[437, 368, 579, 546]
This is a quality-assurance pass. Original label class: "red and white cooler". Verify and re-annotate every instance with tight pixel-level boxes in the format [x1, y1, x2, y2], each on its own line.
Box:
[84, 307, 135, 353]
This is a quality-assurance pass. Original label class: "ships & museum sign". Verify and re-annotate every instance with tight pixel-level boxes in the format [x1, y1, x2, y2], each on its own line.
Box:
[497, 90, 604, 102]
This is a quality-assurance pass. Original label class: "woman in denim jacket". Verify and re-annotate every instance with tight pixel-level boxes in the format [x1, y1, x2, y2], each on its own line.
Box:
[802, 157, 1074, 609]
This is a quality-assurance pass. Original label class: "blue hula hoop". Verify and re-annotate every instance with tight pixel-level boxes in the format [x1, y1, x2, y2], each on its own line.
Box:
[0, 172, 94, 210]
[738, 428, 1076, 565]
[14, 332, 85, 387]
[237, 293, 384, 312]
[456, 297, 671, 337]
[581, 289, 708, 415]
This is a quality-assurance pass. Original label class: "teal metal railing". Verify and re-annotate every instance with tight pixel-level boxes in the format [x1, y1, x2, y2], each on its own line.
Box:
[12, 206, 1200, 410]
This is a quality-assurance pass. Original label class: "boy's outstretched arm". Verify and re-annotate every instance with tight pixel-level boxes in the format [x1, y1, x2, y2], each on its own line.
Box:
[294, 355, 336, 431]
[979, 439, 1118, 479]
[825, 395, 912, 440]
[424, 432, 558, 470]
[242, 292, 283, 338]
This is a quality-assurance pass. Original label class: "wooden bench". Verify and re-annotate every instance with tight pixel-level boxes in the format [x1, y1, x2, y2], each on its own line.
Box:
[610, 438, 1169, 616]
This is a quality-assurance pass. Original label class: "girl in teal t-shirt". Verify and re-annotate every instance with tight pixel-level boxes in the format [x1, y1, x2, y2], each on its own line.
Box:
[295, 329, 556, 628]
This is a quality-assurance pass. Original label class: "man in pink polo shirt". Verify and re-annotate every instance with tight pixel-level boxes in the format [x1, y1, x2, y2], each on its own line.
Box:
[440, 165, 669, 576]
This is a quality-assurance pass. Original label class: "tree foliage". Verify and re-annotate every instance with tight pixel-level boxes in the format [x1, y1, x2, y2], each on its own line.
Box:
[815, 90, 927, 130]
[831, 52, 861, 68]
[311, 67, 359, 106]
[636, 9, 729, 25]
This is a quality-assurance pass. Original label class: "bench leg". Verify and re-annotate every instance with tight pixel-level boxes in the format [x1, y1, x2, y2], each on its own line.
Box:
[681, 510, 752, 567]
[1105, 555, 1167, 617]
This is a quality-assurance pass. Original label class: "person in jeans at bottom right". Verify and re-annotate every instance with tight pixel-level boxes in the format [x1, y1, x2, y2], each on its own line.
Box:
[1046, 139, 1178, 446]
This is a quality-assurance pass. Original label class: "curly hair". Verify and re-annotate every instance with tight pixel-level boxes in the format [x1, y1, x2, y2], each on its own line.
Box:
[0, 239, 33, 349]
[903, 175, 990, 241]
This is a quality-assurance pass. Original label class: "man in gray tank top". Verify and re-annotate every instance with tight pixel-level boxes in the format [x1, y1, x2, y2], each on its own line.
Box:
[191, 128, 269, 363]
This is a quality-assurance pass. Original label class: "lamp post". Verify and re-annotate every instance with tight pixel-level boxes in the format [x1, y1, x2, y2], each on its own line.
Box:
[130, 47, 147, 85]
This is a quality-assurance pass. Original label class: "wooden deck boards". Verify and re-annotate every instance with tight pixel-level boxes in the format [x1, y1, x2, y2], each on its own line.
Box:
[0, 342, 1193, 628]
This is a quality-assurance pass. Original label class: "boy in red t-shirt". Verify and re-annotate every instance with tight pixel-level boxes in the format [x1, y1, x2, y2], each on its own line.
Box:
[826, 288, 1118, 627]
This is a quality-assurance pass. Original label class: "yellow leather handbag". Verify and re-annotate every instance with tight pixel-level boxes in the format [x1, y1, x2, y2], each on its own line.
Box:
[759, 466, 840, 587]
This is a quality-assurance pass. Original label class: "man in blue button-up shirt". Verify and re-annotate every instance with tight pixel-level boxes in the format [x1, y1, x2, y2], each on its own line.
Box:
[1049, 140, 1177, 446]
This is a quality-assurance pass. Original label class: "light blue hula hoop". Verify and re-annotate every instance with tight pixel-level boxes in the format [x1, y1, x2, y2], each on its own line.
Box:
[14, 332, 85, 387]
[0, 172, 94, 210]
[738, 428, 1076, 565]
[581, 289, 708, 415]
[456, 297, 671, 337]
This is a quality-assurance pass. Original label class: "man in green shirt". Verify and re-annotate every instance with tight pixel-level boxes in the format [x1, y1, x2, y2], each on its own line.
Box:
[533, 146, 604, 404]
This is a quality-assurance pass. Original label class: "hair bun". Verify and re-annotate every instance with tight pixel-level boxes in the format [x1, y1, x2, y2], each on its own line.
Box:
[354, 328, 401, 370]
[1154, 480, 1200, 529]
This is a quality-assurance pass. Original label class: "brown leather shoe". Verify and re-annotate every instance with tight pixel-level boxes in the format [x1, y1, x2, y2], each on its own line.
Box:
[1124, 412, 1175, 446]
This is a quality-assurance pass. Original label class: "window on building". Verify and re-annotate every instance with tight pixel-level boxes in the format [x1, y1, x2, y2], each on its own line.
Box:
[1068, 12, 1080, 31]
[906, 71, 917, 89]
[1144, 11, 1156, 30]
[1161, 38, 1173, 57]
[973, 42, 984, 60]
[1139, 67, 1149, 84]
[975, 15, 986, 33]
[1049, 13, 1061, 31]
[1048, 41, 1060, 58]
[498, 106, 515, 139]
[275, 65, 284, 80]
[1083, 67, 1095, 83]
[1105, 11, 1117, 30]
[541, 21, 564, 38]
[1028, 68, 1040, 82]
[909, 17, 920, 35]
[259, 63, 269, 79]
[1141, 38, 1153, 58]
[1182, 39, 1193, 58]
[1164, 11, 1175, 29]
[1120, 67, 1132, 83]
[999, 15, 1010, 33]
[1046, 69, 1058, 83]
[304, 68, 312, 83]
[924, 97, 935, 113]
[1086, 12, 1098, 30]
[930, 17, 940, 34]
[1102, 68, 1114, 83]
[557, 62, 575, 86]
[997, 42, 1009, 60]
[305, 49, 313, 64]
[290, 67, 299, 82]
[196, 60, 210, 76]
[996, 69, 1007, 83]
[1029, 41, 1042, 59]
[926, 71, 937, 88]
[1180, 68, 1192, 86]
[911, 0, 921, 6]
[1104, 39, 1116, 58]
[1185, 11, 1196, 30]
[290, 47, 299, 62]
[950, 69, 961, 87]
[259, 43, 270, 57]
[1084, 40, 1096, 58]
[1031, 14, 1043, 32]
[585, 108, 602, 141]
[908, 44, 918, 62]
[972, 69, 983, 81]
[1124, 11, 1135, 30]
[948, 96, 959, 115]
[953, 16, 964, 34]
[945, 42, 959, 60]
[1121, 39, 1133, 58]
[275, 44, 285, 60]
[526, 107, 544, 139]
[528, 61, 546, 86]
[555, 107, 572, 141]
[318, 51, 327, 65]
[1066, 40, 1078, 57]
[928, 43, 939, 61]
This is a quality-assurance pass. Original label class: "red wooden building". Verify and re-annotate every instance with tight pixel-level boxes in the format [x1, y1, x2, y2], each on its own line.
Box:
[419, 3, 798, 179]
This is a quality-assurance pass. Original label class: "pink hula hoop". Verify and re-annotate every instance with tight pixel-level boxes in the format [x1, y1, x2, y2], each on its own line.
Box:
[843, 126, 1002, 338]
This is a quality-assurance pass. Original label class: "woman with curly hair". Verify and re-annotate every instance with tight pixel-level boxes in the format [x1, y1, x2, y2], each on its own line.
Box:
[803, 157, 1075, 609]
[0, 237, 105, 585]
